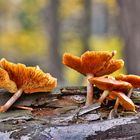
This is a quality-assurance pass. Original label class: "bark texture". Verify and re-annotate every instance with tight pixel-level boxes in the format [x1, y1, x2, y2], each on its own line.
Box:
[118, 0, 140, 75]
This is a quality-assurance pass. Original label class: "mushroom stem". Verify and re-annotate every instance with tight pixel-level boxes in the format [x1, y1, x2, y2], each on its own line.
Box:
[98, 90, 110, 104]
[0, 88, 23, 112]
[127, 88, 133, 98]
[85, 74, 94, 106]
[114, 97, 120, 110]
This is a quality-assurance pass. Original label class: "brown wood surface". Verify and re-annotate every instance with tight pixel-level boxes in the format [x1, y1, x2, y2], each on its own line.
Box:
[0, 87, 140, 140]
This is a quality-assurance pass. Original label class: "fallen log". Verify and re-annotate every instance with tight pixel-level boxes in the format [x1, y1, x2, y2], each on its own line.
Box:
[0, 113, 140, 140]
[0, 87, 140, 140]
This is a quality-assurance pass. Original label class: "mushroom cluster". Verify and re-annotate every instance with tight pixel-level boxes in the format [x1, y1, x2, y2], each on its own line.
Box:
[0, 58, 57, 112]
[1, 50, 140, 115]
[89, 77, 135, 113]
[63, 51, 124, 105]
[63, 50, 140, 116]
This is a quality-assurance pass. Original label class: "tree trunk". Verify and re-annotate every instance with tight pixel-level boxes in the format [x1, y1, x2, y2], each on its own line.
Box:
[82, 0, 91, 52]
[47, 0, 63, 82]
[117, 0, 140, 75]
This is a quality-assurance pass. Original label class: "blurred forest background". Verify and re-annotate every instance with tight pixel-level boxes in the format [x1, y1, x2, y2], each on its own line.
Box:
[0, 0, 139, 86]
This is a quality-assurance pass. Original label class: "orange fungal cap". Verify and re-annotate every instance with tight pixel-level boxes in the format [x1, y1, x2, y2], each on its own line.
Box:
[0, 58, 57, 94]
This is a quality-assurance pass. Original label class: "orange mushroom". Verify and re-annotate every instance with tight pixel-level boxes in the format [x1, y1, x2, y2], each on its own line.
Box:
[0, 67, 17, 93]
[109, 91, 135, 111]
[63, 50, 124, 106]
[116, 74, 140, 88]
[0, 58, 57, 112]
[88, 77, 134, 112]
[89, 77, 132, 93]
[116, 74, 140, 98]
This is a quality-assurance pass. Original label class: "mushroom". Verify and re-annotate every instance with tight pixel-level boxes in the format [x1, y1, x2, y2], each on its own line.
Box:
[0, 67, 17, 93]
[116, 74, 140, 97]
[63, 50, 124, 106]
[116, 74, 140, 87]
[109, 91, 135, 111]
[88, 77, 135, 112]
[0, 58, 57, 112]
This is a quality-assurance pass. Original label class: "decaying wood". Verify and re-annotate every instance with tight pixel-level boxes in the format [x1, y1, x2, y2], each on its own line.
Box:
[0, 87, 101, 107]
[77, 102, 101, 116]
[60, 86, 87, 95]
[0, 111, 140, 140]
[0, 87, 140, 139]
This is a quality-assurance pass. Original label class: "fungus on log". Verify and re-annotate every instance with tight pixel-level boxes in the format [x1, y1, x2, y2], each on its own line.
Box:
[0, 58, 57, 112]
[88, 77, 134, 114]
[63, 51, 123, 106]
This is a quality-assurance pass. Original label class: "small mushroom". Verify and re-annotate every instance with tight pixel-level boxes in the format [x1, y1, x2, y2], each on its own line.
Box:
[88, 77, 134, 112]
[63, 50, 123, 106]
[116, 74, 140, 97]
[89, 77, 132, 93]
[116, 74, 140, 88]
[109, 91, 135, 111]
[0, 58, 57, 112]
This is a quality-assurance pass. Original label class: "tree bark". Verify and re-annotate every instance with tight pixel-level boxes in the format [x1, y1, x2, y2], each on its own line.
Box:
[46, 0, 63, 82]
[0, 87, 140, 139]
[117, 0, 140, 75]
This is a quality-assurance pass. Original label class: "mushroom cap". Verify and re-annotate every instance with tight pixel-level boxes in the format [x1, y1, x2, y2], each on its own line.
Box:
[0, 68, 17, 93]
[63, 51, 121, 76]
[0, 58, 57, 94]
[109, 91, 135, 111]
[95, 59, 124, 77]
[116, 74, 140, 88]
[88, 77, 133, 92]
